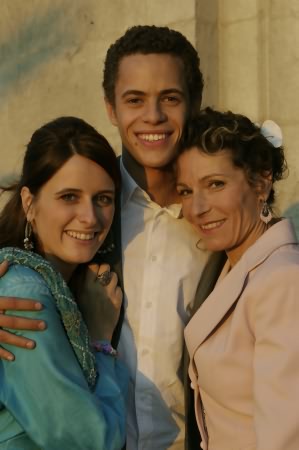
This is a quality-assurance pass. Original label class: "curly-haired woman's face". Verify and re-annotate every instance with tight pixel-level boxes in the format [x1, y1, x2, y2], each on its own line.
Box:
[176, 147, 271, 266]
[21, 154, 115, 280]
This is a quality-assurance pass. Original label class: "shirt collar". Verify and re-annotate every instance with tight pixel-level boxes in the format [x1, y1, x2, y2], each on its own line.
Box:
[120, 157, 182, 219]
[120, 157, 139, 206]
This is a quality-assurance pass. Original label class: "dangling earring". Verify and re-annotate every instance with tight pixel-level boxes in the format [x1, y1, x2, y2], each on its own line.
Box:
[24, 221, 34, 250]
[260, 201, 272, 224]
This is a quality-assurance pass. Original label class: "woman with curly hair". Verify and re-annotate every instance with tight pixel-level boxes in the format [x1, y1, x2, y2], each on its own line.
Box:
[176, 108, 299, 450]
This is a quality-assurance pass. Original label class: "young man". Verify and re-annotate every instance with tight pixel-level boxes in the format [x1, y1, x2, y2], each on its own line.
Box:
[0, 26, 224, 449]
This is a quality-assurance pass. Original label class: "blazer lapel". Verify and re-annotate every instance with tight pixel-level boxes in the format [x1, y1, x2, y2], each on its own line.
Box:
[184, 251, 226, 449]
[185, 218, 298, 363]
[190, 251, 227, 317]
[186, 256, 248, 361]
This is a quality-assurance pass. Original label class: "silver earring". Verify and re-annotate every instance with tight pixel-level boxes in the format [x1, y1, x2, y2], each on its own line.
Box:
[24, 221, 34, 250]
[260, 201, 272, 224]
[97, 230, 115, 255]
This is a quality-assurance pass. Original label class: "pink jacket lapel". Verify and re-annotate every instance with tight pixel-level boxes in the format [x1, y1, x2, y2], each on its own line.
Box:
[185, 219, 298, 364]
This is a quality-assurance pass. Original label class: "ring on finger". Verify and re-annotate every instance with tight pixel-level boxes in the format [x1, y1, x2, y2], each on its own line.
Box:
[97, 270, 112, 286]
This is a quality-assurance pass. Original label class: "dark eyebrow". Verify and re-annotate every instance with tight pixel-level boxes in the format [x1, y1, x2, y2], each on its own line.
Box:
[200, 173, 225, 182]
[55, 188, 115, 196]
[121, 88, 185, 99]
[159, 89, 185, 97]
[176, 182, 189, 188]
[56, 188, 82, 195]
[121, 90, 145, 98]
[176, 174, 227, 187]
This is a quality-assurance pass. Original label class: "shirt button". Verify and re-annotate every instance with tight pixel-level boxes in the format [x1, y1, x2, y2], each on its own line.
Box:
[141, 349, 149, 356]
[146, 301, 152, 308]
[151, 255, 157, 261]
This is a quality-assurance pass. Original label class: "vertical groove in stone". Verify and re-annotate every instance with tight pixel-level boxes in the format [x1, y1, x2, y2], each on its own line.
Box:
[195, 0, 219, 108]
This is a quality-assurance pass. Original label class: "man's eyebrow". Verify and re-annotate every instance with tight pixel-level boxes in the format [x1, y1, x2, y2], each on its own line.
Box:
[159, 88, 185, 96]
[121, 88, 185, 98]
[121, 90, 145, 98]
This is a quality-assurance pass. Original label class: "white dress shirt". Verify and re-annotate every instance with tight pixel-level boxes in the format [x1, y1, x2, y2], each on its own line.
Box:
[118, 160, 209, 450]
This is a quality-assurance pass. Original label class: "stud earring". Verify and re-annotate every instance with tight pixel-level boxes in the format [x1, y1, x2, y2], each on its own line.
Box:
[24, 221, 34, 250]
[260, 201, 272, 224]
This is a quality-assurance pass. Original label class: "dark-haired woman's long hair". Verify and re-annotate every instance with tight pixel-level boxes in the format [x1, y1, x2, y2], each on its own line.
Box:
[0, 116, 120, 251]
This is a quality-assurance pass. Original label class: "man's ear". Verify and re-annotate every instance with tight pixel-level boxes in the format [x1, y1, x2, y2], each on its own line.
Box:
[20, 186, 34, 220]
[104, 98, 118, 127]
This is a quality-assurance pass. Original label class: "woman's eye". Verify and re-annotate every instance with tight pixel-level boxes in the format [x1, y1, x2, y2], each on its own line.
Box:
[209, 180, 224, 189]
[177, 188, 191, 197]
[95, 195, 114, 206]
[61, 193, 77, 202]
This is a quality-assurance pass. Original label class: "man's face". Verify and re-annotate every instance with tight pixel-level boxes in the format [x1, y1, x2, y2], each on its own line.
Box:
[105, 53, 189, 170]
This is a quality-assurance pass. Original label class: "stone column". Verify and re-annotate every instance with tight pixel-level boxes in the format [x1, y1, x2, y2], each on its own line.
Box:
[196, 0, 299, 232]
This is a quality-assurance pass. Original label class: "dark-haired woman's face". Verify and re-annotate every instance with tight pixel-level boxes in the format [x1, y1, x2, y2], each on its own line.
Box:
[22, 154, 115, 280]
[176, 147, 270, 266]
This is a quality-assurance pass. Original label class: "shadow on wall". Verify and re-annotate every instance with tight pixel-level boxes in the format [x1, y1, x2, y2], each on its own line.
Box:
[0, 173, 18, 208]
[0, 173, 18, 187]
[0, 3, 74, 101]
[284, 202, 299, 239]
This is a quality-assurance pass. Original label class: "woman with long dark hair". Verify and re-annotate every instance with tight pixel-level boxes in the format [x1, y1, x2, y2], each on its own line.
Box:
[0, 116, 127, 450]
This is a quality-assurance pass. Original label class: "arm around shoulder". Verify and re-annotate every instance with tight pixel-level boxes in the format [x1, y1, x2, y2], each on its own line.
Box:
[0, 265, 128, 450]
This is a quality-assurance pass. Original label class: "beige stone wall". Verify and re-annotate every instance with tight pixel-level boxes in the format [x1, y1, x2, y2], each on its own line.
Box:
[196, 0, 299, 232]
[1, 0, 298, 232]
[0, 0, 196, 180]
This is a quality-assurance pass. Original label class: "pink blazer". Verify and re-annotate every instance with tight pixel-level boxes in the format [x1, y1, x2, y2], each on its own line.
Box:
[185, 219, 299, 450]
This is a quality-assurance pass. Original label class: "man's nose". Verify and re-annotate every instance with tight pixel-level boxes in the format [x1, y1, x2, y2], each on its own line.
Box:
[143, 100, 166, 124]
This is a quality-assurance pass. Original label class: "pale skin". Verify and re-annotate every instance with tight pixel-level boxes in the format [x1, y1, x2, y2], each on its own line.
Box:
[0, 155, 122, 360]
[0, 52, 190, 359]
[176, 147, 273, 265]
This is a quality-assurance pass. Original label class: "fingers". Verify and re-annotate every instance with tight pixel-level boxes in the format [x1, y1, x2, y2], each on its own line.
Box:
[86, 263, 111, 283]
[0, 314, 46, 331]
[97, 263, 111, 276]
[0, 347, 15, 361]
[88, 263, 116, 287]
[0, 297, 43, 311]
[90, 263, 111, 280]
[0, 328, 36, 361]
[113, 286, 123, 309]
[86, 262, 122, 308]
[0, 298, 46, 330]
[0, 260, 9, 277]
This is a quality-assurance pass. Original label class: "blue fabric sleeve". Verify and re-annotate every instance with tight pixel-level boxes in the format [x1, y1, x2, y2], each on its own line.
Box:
[0, 265, 128, 450]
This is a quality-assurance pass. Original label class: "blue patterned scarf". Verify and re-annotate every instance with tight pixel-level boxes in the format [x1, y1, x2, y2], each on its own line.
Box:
[0, 247, 97, 389]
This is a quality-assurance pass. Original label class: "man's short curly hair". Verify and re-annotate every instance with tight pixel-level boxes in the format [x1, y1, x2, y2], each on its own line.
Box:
[103, 25, 204, 114]
[178, 107, 287, 206]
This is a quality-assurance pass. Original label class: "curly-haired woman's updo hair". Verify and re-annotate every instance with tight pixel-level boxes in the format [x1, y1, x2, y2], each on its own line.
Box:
[0, 117, 120, 249]
[178, 107, 287, 206]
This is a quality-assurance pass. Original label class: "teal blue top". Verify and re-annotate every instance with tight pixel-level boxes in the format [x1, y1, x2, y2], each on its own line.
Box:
[0, 248, 128, 450]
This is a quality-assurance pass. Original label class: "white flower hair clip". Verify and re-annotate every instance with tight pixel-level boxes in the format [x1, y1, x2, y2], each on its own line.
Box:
[260, 120, 283, 148]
